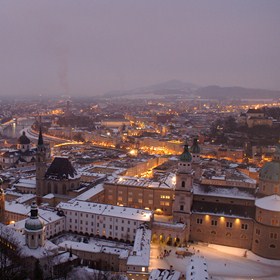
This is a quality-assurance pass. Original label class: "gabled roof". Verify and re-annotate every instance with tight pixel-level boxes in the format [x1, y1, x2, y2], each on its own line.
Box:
[45, 157, 78, 180]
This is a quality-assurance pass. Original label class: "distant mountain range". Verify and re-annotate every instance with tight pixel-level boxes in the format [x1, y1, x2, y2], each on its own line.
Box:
[104, 80, 280, 100]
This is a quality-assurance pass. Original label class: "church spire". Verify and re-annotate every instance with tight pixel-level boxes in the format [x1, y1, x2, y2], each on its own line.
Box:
[38, 126, 44, 146]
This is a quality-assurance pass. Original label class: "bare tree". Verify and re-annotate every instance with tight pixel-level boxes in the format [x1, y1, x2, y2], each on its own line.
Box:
[0, 224, 26, 280]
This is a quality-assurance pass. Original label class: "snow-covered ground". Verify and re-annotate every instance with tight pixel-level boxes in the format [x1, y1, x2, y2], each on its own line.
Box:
[149, 243, 280, 280]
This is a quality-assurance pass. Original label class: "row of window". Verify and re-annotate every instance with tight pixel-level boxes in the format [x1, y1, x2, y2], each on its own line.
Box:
[65, 211, 138, 225]
[196, 218, 248, 229]
[68, 225, 136, 238]
[68, 218, 137, 226]
[257, 216, 279, 225]
[196, 229, 248, 240]
[256, 229, 278, 239]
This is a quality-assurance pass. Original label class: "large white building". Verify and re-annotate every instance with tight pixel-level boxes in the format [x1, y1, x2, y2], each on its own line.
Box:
[57, 200, 153, 243]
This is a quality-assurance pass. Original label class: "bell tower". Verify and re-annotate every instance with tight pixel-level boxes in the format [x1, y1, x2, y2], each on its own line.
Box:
[190, 138, 202, 181]
[36, 127, 47, 197]
[173, 141, 194, 228]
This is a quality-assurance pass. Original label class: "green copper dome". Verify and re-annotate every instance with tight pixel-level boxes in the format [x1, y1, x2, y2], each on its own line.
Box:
[259, 161, 280, 183]
[190, 138, 201, 154]
[180, 143, 192, 162]
[25, 202, 44, 231]
[260, 145, 280, 182]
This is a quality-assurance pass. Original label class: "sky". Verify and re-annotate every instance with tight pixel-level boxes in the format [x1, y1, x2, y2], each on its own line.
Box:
[1, 1, 280, 97]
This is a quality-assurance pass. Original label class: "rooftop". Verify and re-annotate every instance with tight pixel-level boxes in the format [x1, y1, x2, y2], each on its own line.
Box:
[57, 200, 153, 222]
[255, 195, 280, 212]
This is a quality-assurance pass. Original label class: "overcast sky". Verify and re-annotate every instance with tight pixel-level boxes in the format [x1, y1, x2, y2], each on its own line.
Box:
[1, 1, 280, 97]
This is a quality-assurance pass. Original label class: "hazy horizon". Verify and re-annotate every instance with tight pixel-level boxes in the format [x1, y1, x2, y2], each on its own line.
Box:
[1, 1, 280, 97]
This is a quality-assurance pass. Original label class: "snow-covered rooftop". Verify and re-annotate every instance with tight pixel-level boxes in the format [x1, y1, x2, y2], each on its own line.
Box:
[255, 195, 280, 212]
[15, 193, 36, 204]
[107, 174, 175, 190]
[127, 226, 151, 267]
[58, 240, 129, 259]
[75, 183, 104, 201]
[194, 184, 255, 200]
[13, 177, 36, 189]
[8, 208, 64, 231]
[58, 200, 153, 222]
[149, 269, 181, 280]
[0, 223, 58, 259]
[5, 201, 30, 215]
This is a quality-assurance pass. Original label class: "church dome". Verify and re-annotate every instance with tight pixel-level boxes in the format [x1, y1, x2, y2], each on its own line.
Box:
[179, 143, 192, 162]
[190, 138, 201, 154]
[259, 161, 280, 183]
[18, 131, 30, 145]
[25, 202, 44, 231]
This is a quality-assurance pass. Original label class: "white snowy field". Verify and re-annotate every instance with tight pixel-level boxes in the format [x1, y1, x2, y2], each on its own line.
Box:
[149, 243, 280, 280]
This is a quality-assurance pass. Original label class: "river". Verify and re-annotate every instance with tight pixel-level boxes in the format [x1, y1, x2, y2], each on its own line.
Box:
[2, 118, 35, 138]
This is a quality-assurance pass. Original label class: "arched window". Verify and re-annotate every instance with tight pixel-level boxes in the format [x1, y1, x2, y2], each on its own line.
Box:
[181, 181, 185, 188]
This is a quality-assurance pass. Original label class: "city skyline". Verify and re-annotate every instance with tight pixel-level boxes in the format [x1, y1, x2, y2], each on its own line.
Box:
[1, 1, 280, 97]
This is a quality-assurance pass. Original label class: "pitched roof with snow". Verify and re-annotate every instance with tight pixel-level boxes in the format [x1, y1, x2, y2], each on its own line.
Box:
[45, 157, 80, 180]
[127, 226, 151, 267]
[57, 200, 153, 221]
[255, 195, 280, 212]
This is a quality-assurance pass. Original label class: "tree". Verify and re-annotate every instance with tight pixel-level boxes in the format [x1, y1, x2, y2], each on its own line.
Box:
[0, 225, 26, 280]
